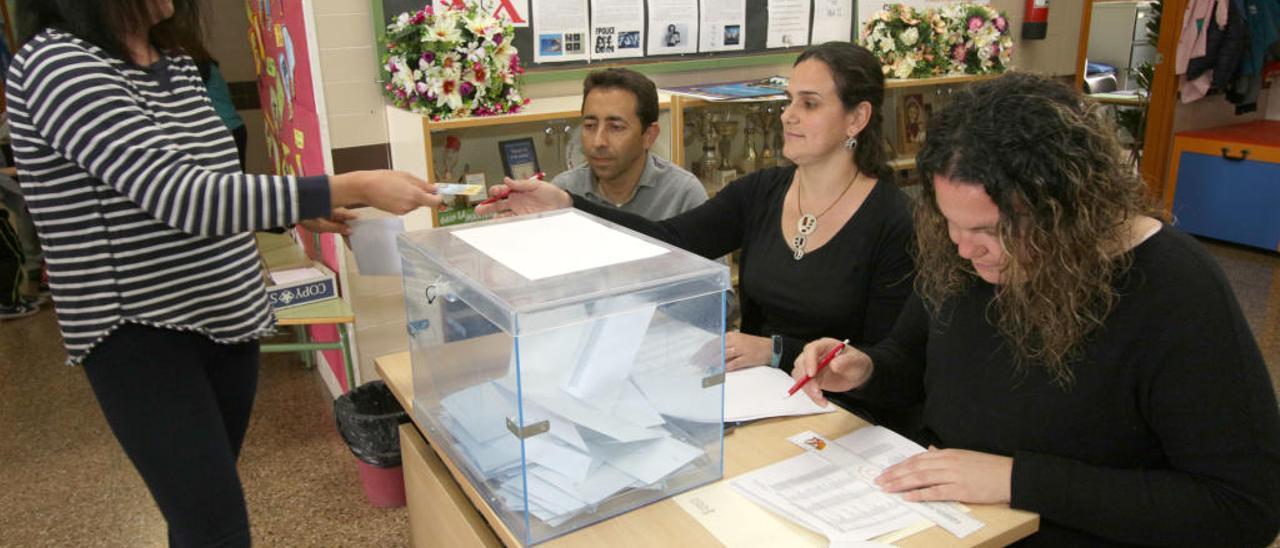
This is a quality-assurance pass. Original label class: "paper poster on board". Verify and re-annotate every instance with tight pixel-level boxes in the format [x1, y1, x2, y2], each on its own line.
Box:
[648, 0, 699, 55]
[699, 0, 746, 52]
[766, 0, 811, 49]
[532, 0, 590, 63]
[591, 0, 645, 59]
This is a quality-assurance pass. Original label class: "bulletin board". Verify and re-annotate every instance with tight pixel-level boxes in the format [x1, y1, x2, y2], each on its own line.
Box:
[246, 0, 327, 177]
[376, 0, 860, 72]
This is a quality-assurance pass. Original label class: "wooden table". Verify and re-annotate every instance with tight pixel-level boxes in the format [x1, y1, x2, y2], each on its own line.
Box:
[376, 352, 1038, 547]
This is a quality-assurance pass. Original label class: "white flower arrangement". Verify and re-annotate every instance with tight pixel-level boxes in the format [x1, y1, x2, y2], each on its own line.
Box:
[861, 3, 1015, 79]
[381, 2, 529, 121]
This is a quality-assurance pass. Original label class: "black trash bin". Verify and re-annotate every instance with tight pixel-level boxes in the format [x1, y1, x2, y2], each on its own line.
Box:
[334, 380, 411, 507]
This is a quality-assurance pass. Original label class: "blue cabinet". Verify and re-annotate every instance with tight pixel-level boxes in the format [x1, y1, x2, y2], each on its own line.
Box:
[1167, 121, 1280, 252]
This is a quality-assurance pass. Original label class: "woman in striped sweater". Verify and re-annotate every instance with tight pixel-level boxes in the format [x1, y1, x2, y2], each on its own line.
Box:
[7, 1, 441, 545]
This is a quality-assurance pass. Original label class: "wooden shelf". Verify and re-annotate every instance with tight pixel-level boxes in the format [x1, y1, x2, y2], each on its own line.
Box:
[885, 73, 1000, 89]
[421, 92, 674, 132]
[889, 155, 917, 171]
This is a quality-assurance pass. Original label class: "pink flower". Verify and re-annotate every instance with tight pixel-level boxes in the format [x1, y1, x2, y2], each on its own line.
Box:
[493, 33, 504, 45]
[420, 52, 435, 64]
[994, 16, 1007, 32]
[460, 82, 475, 97]
[952, 43, 968, 62]
[473, 65, 487, 81]
[967, 16, 983, 32]
[410, 10, 426, 24]
[387, 62, 398, 73]
[416, 82, 429, 95]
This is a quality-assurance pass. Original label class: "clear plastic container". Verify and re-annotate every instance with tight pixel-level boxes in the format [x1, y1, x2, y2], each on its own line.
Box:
[398, 210, 728, 544]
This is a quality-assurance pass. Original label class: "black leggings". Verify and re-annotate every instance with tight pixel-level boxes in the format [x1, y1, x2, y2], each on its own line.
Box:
[83, 323, 259, 548]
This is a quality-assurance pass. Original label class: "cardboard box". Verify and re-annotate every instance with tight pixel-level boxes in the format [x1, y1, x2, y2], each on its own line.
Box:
[265, 262, 338, 310]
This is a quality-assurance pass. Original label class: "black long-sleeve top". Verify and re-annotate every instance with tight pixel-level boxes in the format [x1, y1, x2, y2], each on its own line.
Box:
[852, 225, 1280, 545]
[571, 165, 915, 369]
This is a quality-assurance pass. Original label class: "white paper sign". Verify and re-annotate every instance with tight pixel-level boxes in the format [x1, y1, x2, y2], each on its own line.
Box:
[591, 0, 646, 59]
[812, 0, 854, 43]
[648, 0, 700, 55]
[532, 0, 590, 63]
[767, 0, 811, 49]
[699, 0, 747, 52]
[452, 212, 669, 280]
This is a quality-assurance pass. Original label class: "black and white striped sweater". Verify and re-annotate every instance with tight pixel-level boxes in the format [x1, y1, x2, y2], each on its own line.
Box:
[6, 29, 330, 364]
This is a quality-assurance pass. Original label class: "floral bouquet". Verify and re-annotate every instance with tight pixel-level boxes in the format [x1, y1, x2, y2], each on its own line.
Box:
[861, 3, 1014, 78]
[381, 2, 529, 121]
[862, 5, 949, 79]
[941, 3, 1014, 74]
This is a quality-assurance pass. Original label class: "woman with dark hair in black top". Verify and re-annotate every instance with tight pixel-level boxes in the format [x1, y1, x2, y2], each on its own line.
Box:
[480, 42, 918, 431]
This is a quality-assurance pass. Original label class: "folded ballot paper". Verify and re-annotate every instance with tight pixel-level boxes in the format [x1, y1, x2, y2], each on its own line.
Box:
[436, 310, 723, 527]
[724, 427, 984, 544]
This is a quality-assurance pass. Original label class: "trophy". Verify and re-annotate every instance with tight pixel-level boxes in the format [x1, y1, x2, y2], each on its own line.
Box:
[711, 115, 740, 192]
[436, 134, 461, 183]
[757, 103, 781, 170]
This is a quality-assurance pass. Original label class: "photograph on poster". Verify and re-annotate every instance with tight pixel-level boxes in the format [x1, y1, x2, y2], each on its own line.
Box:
[539, 34, 563, 56]
[500, 138, 541, 180]
[564, 32, 583, 53]
[897, 93, 926, 153]
[664, 23, 685, 47]
[619, 31, 641, 49]
[724, 24, 741, 46]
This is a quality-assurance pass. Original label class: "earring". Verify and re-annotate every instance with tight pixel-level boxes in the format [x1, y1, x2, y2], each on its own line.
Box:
[844, 136, 858, 150]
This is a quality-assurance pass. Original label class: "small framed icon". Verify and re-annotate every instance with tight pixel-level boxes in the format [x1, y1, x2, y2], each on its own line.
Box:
[498, 137, 541, 180]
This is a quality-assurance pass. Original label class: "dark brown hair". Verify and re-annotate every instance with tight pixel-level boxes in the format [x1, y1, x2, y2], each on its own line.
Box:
[914, 72, 1162, 385]
[794, 41, 892, 181]
[582, 68, 660, 127]
[18, 0, 209, 61]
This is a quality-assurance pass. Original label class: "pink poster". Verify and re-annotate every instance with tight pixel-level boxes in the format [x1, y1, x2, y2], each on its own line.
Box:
[246, 0, 325, 177]
[247, 0, 351, 391]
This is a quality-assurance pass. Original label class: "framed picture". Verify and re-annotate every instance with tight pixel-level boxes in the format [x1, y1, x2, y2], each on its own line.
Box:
[498, 137, 540, 180]
[897, 93, 926, 154]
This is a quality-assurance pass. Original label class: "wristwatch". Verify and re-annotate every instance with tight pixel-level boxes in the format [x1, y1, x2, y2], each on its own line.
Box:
[769, 334, 784, 368]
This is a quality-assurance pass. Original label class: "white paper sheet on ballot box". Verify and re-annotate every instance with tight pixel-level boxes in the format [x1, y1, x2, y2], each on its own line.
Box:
[452, 211, 669, 280]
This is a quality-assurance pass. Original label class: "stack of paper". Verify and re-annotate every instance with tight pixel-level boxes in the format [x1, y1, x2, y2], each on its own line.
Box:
[728, 427, 984, 544]
[437, 310, 720, 526]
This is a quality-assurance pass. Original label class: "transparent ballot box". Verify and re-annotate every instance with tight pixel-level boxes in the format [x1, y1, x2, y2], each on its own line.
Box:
[397, 210, 729, 545]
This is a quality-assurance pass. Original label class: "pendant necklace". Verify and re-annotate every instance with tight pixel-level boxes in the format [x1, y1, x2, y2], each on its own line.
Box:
[792, 170, 859, 260]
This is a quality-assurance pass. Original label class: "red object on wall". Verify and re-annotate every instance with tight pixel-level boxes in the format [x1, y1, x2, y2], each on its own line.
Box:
[1022, 0, 1050, 40]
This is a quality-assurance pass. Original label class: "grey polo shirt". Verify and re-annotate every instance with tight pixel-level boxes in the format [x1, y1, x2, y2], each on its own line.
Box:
[553, 153, 707, 221]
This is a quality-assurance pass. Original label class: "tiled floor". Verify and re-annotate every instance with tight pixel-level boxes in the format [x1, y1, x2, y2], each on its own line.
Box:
[2, 237, 1279, 547]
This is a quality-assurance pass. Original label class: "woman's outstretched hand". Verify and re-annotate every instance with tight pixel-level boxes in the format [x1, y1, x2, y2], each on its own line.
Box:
[330, 170, 442, 215]
[474, 176, 572, 217]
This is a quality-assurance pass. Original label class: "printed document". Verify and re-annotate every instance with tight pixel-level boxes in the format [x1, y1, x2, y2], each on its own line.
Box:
[730, 426, 984, 542]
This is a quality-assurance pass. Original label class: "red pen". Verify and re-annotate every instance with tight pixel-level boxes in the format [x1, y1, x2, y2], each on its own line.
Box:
[478, 171, 544, 205]
[786, 339, 850, 396]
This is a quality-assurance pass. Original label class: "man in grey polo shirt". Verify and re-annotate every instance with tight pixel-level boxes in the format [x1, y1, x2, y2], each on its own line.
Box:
[554, 68, 706, 221]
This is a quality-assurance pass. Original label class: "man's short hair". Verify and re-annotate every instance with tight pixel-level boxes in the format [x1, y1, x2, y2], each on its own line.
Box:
[582, 68, 659, 128]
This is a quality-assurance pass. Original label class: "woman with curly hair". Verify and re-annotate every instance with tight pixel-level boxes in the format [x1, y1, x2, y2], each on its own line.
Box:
[793, 72, 1280, 545]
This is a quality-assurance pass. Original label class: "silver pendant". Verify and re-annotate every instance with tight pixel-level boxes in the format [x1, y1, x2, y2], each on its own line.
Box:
[792, 233, 807, 260]
[797, 213, 818, 235]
